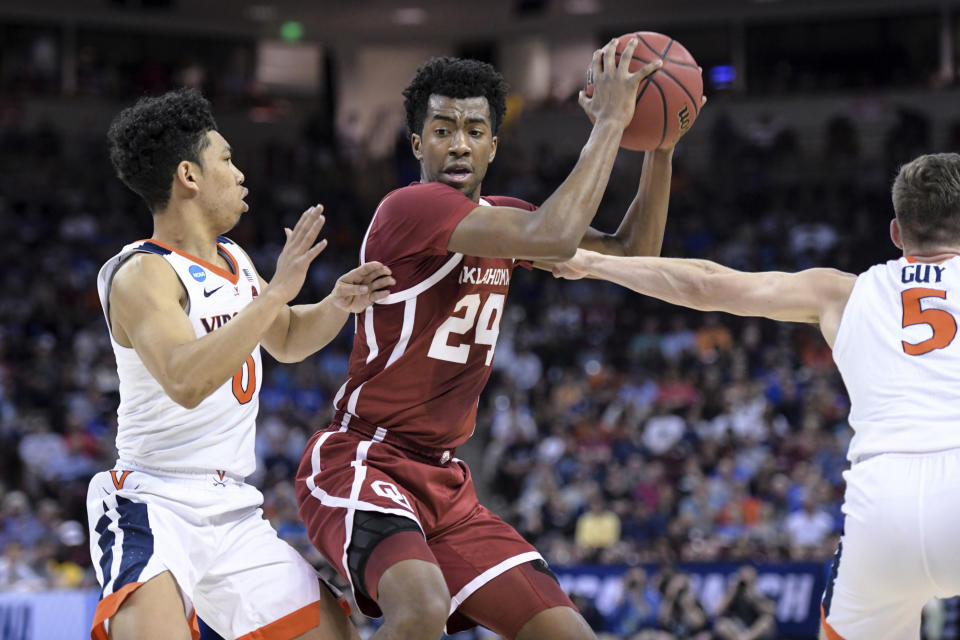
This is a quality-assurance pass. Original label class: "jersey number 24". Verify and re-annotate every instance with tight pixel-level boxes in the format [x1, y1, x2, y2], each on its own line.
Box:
[428, 293, 505, 365]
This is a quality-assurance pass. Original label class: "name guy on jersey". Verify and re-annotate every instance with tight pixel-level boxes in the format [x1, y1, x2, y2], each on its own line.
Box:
[902, 264, 945, 284]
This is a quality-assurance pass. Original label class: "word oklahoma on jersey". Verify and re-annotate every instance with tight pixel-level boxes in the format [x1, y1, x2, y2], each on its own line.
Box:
[333, 182, 534, 449]
[833, 255, 960, 462]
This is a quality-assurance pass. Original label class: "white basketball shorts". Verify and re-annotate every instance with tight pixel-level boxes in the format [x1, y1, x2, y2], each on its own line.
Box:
[821, 447, 960, 640]
[86, 464, 322, 640]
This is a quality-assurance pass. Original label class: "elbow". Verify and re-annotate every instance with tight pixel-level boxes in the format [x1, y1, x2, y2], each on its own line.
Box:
[166, 381, 208, 409]
[170, 391, 202, 410]
[551, 242, 578, 261]
[520, 217, 580, 260]
[542, 231, 580, 261]
[269, 350, 300, 364]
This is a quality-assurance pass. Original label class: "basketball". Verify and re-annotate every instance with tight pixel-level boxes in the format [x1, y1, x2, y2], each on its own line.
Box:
[585, 32, 703, 151]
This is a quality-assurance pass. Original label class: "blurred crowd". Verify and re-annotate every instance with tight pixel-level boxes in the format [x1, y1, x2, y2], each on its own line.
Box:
[0, 78, 953, 636]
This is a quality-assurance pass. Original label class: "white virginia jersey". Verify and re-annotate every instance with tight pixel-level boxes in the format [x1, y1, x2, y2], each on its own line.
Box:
[97, 237, 263, 476]
[833, 256, 960, 461]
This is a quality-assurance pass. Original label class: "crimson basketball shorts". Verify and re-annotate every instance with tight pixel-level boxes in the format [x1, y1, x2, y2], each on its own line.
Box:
[295, 420, 574, 635]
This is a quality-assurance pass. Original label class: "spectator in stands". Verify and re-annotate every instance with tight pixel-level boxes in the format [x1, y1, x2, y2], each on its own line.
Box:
[575, 493, 621, 558]
[656, 572, 711, 640]
[611, 567, 662, 637]
[0, 491, 46, 548]
[784, 493, 835, 559]
[713, 565, 777, 640]
[0, 540, 45, 591]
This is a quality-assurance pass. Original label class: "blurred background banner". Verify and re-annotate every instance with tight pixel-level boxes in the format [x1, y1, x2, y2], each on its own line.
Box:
[556, 562, 828, 638]
[0, 589, 98, 640]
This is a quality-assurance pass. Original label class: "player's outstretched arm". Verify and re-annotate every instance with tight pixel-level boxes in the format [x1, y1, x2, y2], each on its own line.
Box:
[577, 146, 674, 258]
[109, 205, 328, 408]
[446, 38, 662, 261]
[578, 94, 706, 259]
[261, 261, 395, 363]
[553, 249, 856, 345]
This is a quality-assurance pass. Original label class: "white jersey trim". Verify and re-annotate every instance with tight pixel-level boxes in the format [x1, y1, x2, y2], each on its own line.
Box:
[386, 298, 417, 367]
[376, 253, 464, 305]
[446, 550, 543, 619]
[364, 307, 379, 363]
[359, 196, 492, 306]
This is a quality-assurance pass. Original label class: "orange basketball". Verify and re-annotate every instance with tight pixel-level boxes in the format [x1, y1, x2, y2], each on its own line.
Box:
[585, 32, 703, 151]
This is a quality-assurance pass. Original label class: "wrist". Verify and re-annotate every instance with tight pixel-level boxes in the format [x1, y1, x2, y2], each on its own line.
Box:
[653, 144, 676, 158]
[592, 118, 629, 134]
[259, 286, 288, 309]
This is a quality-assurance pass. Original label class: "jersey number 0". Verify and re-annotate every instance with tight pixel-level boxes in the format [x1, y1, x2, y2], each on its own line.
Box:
[232, 356, 256, 404]
[901, 287, 957, 356]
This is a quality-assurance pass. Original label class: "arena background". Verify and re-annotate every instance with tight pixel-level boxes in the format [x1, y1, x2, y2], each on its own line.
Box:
[1, 0, 960, 638]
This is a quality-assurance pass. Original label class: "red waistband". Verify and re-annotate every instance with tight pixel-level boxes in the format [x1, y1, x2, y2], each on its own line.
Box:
[331, 410, 456, 466]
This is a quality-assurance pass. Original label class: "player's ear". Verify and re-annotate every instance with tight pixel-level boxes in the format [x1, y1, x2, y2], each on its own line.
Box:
[174, 161, 200, 197]
[890, 218, 904, 250]
[488, 135, 498, 163]
[411, 134, 423, 161]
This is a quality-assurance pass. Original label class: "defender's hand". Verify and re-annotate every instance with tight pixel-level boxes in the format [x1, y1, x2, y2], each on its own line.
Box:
[580, 38, 662, 130]
[267, 204, 328, 304]
[552, 249, 592, 281]
[331, 262, 395, 313]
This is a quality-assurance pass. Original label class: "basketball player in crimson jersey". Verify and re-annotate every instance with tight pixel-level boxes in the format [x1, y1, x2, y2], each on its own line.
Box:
[296, 39, 701, 640]
[552, 152, 960, 640]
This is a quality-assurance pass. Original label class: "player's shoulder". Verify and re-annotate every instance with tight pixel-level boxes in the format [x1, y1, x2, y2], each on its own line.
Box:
[106, 240, 182, 296]
[378, 181, 468, 208]
[481, 194, 537, 212]
[112, 251, 178, 291]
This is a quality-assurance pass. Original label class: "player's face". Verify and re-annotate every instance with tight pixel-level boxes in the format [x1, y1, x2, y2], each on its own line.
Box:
[194, 131, 248, 230]
[412, 95, 498, 201]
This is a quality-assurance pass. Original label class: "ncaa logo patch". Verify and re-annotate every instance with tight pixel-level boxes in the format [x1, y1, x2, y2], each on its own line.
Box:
[189, 265, 207, 282]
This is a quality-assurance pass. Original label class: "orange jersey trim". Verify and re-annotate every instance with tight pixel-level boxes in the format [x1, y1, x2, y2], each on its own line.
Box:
[141, 238, 241, 285]
[820, 604, 847, 640]
[91, 580, 200, 640]
[235, 600, 321, 640]
[90, 581, 143, 640]
[188, 608, 200, 640]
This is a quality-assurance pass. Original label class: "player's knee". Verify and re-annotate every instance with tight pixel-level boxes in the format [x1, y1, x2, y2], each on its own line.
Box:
[377, 560, 450, 639]
[388, 593, 449, 639]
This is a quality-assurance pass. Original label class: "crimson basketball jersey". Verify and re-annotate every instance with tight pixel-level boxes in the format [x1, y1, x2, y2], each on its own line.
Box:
[333, 182, 534, 449]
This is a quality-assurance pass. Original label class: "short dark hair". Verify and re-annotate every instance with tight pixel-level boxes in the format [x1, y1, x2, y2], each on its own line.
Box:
[107, 88, 217, 211]
[402, 57, 508, 136]
[892, 153, 960, 246]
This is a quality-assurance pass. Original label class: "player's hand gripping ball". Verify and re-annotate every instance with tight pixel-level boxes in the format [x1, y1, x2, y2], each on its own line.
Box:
[585, 32, 703, 150]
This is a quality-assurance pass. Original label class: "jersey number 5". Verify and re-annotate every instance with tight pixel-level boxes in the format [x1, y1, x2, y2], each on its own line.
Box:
[428, 293, 504, 365]
[901, 287, 957, 355]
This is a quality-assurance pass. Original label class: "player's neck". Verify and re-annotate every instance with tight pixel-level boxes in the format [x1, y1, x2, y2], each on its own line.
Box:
[904, 248, 960, 264]
[151, 205, 223, 264]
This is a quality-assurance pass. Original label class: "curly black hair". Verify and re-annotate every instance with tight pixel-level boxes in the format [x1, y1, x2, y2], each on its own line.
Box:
[402, 57, 508, 136]
[107, 88, 217, 211]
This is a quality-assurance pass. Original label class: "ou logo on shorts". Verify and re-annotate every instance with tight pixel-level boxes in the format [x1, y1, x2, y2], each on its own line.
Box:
[371, 481, 413, 512]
